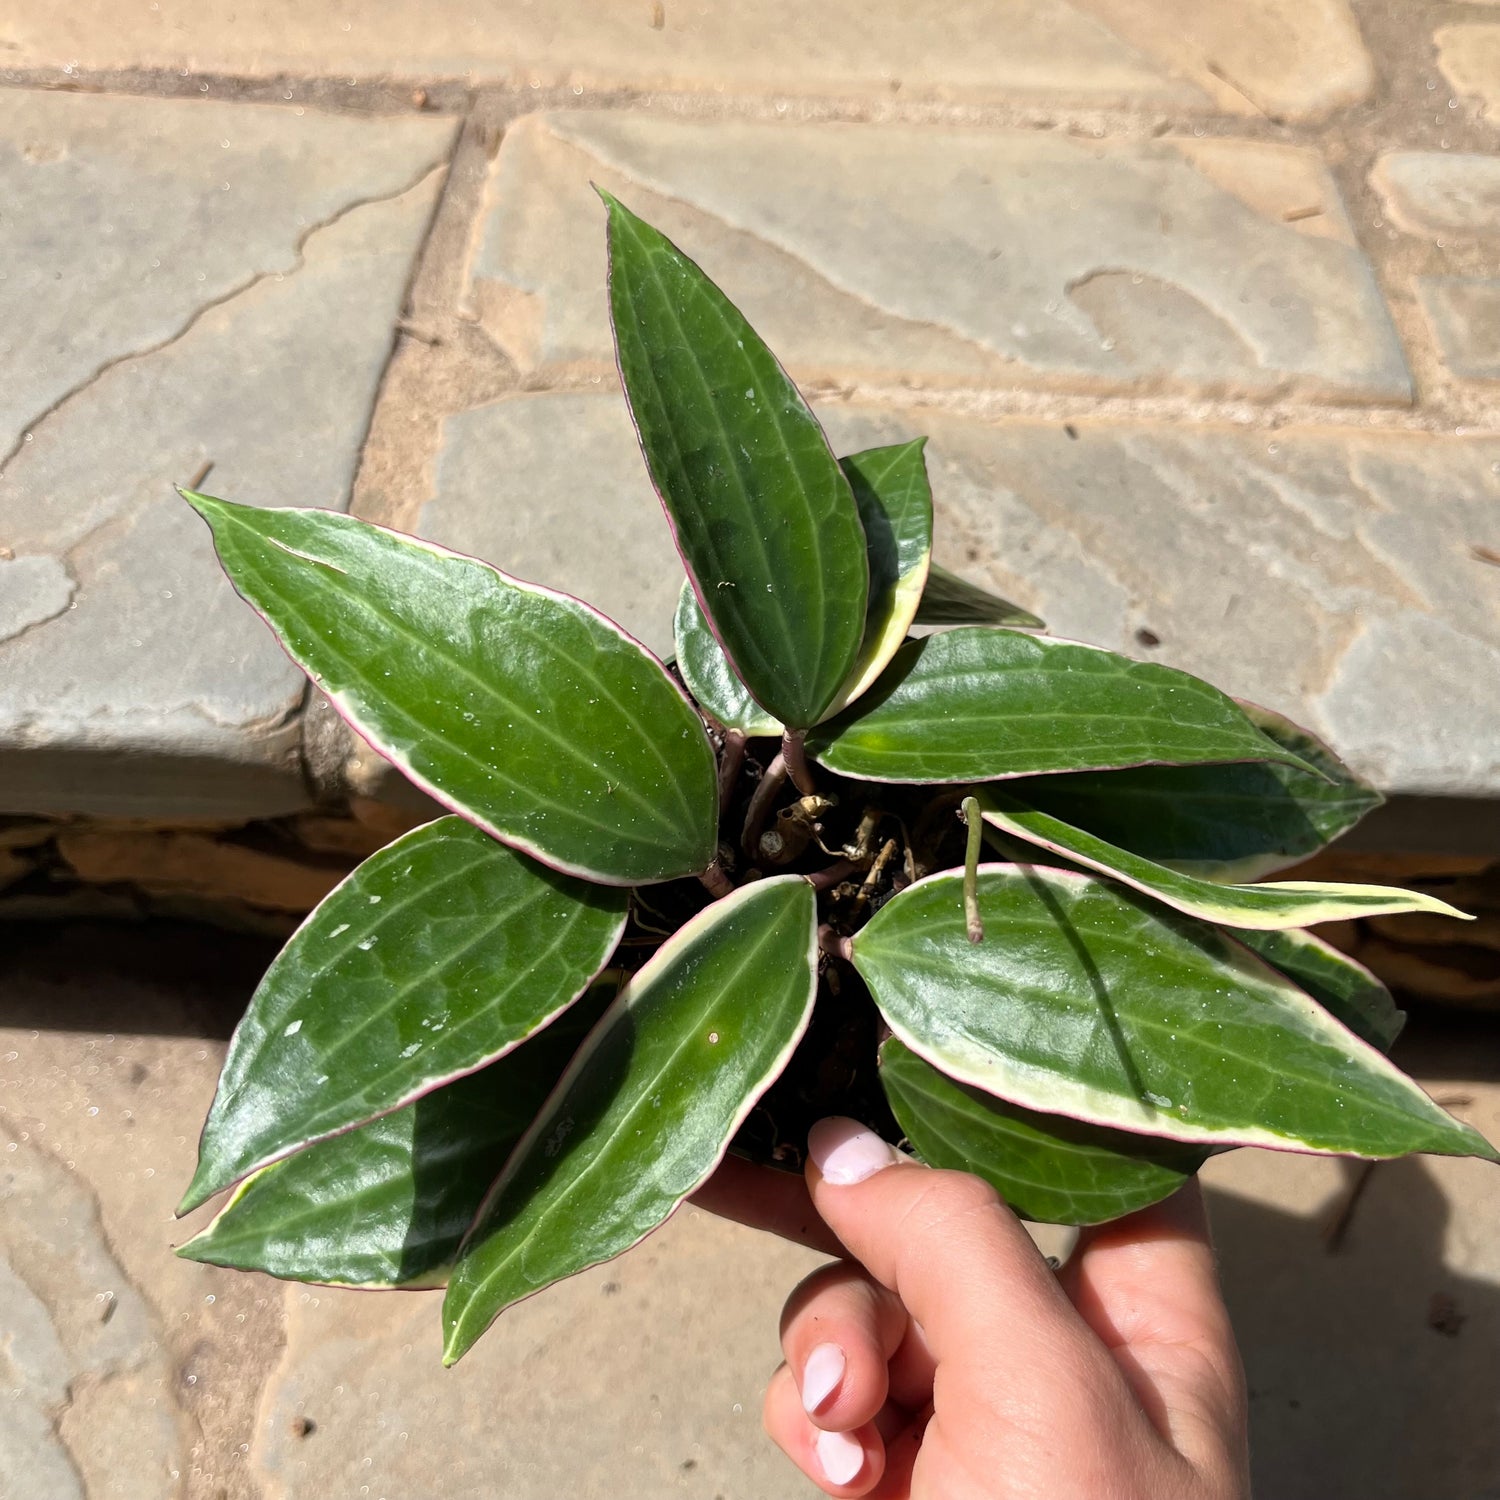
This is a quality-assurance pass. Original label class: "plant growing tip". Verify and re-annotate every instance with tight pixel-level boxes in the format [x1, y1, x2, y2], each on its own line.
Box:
[174, 197, 1495, 1374]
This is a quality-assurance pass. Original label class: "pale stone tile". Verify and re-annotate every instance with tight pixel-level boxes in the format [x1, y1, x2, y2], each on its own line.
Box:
[1417, 276, 1500, 381]
[0, 94, 457, 818]
[1073, 0, 1374, 120]
[1371, 151, 1500, 236]
[469, 113, 1410, 401]
[3, 0, 1201, 108]
[1437, 23, 1500, 117]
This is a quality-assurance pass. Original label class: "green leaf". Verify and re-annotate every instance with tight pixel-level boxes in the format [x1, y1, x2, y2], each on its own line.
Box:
[673, 582, 782, 737]
[178, 818, 628, 1215]
[1005, 707, 1379, 882]
[880, 1039, 1207, 1226]
[824, 440, 934, 715]
[176, 981, 616, 1287]
[976, 789, 1469, 931]
[602, 192, 869, 729]
[852, 865, 1497, 1161]
[182, 493, 718, 885]
[915, 562, 1044, 629]
[672, 440, 935, 732]
[443, 874, 818, 1363]
[1235, 928, 1405, 1052]
[806, 627, 1320, 784]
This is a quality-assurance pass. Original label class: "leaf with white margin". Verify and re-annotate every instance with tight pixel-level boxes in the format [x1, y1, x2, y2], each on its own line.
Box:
[175, 980, 616, 1286]
[1235, 928, 1405, 1053]
[179, 818, 627, 1214]
[673, 582, 782, 737]
[807, 628, 1321, 784]
[182, 492, 718, 885]
[1006, 705, 1379, 884]
[915, 562, 1043, 629]
[976, 789, 1469, 931]
[852, 864, 1497, 1161]
[823, 439, 934, 716]
[442, 875, 819, 1363]
[880, 1039, 1207, 1226]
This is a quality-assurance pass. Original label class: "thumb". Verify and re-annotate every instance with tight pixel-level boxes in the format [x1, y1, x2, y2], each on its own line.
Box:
[1061, 1181, 1248, 1473]
[804, 1118, 1112, 1388]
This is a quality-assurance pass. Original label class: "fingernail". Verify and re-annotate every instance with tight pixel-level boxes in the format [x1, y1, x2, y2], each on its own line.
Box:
[815, 1427, 865, 1486]
[801, 1342, 845, 1414]
[808, 1117, 898, 1186]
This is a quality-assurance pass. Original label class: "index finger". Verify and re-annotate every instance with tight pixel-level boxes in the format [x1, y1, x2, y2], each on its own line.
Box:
[804, 1119, 1122, 1390]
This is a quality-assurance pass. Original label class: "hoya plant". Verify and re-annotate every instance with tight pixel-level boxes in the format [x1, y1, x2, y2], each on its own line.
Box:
[175, 194, 1497, 1366]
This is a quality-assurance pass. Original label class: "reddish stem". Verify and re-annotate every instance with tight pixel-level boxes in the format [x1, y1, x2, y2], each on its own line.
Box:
[806, 858, 861, 892]
[741, 753, 788, 859]
[817, 923, 854, 963]
[699, 860, 734, 900]
[782, 730, 817, 796]
[717, 729, 748, 811]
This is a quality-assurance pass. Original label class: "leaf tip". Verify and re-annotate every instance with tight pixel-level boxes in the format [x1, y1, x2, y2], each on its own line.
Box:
[176, 1163, 221, 1218]
[592, 182, 624, 216]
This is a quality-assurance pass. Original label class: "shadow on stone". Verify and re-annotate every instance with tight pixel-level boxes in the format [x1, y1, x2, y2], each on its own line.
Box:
[1209, 1155, 1500, 1500]
[0, 920, 280, 1039]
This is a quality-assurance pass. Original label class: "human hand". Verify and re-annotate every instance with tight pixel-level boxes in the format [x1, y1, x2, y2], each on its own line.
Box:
[761, 1117, 1250, 1499]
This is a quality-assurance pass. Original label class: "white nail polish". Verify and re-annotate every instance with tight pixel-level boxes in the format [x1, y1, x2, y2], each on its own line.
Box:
[801, 1343, 845, 1414]
[816, 1427, 864, 1486]
[808, 1118, 898, 1185]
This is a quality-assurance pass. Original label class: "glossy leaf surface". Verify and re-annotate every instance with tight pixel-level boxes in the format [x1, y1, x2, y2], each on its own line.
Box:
[603, 193, 868, 728]
[977, 790, 1468, 931]
[179, 818, 627, 1214]
[853, 865, 1496, 1160]
[1006, 707, 1378, 882]
[915, 562, 1044, 629]
[183, 493, 718, 884]
[443, 875, 819, 1363]
[825, 439, 934, 715]
[807, 628, 1318, 784]
[176, 983, 615, 1286]
[1236, 928, 1405, 1052]
[673, 440, 936, 732]
[673, 582, 782, 737]
[881, 1040, 1207, 1226]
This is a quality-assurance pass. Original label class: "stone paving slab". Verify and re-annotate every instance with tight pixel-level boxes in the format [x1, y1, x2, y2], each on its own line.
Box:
[1438, 23, 1500, 118]
[0, 93, 456, 818]
[2, 928, 1497, 1500]
[1370, 151, 1500, 237]
[423, 391, 1500, 804]
[468, 112, 1411, 403]
[1418, 277, 1500, 381]
[2, 0, 1388, 122]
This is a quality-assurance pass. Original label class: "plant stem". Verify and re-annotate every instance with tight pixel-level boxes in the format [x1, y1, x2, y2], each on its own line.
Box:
[700, 860, 735, 900]
[817, 923, 854, 962]
[717, 729, 747, 811]
[806, 858, 861, 892]
[741, 753, 788, 858]
[781, 729, 816, 796]
[960, 795, 985, 944]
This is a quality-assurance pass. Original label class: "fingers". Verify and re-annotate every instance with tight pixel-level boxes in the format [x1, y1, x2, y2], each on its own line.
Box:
[691, 1153, 846, 1257]
[1062, 1180, 1248, 1478]
[779, 1261, 908, 1430]
[805, 1119, 1111, 1386]
[764, 1362, 885, 1496]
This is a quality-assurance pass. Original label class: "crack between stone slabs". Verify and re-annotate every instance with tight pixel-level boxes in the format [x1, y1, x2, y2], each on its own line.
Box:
[342, 111, 473, 526]
[0, 560, 78, 649]
[0, 155, 455, 483]
[8, 1130, 195, 1489]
